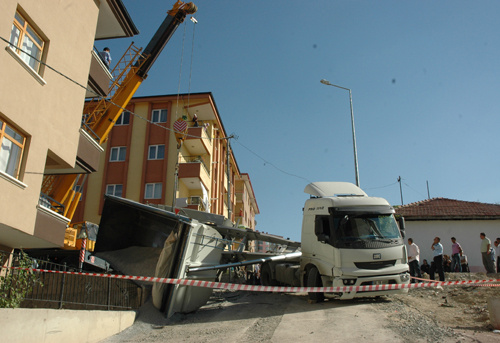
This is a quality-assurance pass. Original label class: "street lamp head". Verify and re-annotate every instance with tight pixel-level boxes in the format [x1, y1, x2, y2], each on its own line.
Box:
[320, 79, 331, 85]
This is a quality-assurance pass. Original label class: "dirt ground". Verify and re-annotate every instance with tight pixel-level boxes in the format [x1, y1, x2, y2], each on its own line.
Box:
[100, 272, 500, 343]
[383, 272, 500, 342]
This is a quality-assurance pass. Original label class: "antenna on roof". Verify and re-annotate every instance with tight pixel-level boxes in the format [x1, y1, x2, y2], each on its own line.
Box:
[427, 180, 430, 199]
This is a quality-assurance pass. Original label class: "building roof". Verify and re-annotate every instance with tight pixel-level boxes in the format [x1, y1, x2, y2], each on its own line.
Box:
[395, 198, 500, 220]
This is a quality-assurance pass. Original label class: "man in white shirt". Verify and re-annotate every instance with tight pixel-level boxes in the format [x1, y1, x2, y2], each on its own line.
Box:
[407, 238, 422, 283]
[430, 237, 445, 281]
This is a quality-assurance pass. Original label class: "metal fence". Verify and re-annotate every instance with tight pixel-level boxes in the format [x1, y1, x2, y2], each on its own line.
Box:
[0, 250, 142, 310]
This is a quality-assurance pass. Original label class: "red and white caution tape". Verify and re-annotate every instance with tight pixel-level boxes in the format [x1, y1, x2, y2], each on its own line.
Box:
[10, 267, 500, 293]
[410, 276, 500, 287]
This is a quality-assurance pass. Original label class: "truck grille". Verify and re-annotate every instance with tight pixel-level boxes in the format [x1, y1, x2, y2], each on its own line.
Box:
[354, 260, 396, 270]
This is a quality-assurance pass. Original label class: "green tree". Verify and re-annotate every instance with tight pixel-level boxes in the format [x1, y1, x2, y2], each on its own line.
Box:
[0, 250, 41, 308]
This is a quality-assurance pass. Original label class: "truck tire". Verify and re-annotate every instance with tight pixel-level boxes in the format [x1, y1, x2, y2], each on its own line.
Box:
[307, 267, 325, 302]
[260, 263, 278, 286]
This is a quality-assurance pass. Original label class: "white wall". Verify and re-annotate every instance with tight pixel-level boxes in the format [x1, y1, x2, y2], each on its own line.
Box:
[404, 219, 500, 272]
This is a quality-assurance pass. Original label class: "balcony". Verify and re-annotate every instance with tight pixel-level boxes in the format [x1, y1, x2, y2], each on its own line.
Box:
[178, 156, 210, 191]
[86, 49, 112, 98]
[33, 204, 69, 248]
[76, 127, 105, 172]
[184, 125, 212, 156]
[43, 128, 104, 175]
[235, 191, 245, 203]
[186, 196, 207, 212]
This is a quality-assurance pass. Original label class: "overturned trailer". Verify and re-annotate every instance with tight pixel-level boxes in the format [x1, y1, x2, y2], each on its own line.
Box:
[91, 195, 300, 318]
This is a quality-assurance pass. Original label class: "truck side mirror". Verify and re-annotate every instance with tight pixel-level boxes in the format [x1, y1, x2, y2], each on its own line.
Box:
[398, 216, 406, 238]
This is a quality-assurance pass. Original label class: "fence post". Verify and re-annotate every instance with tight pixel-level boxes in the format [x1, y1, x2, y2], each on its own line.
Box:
[107, 273, 111, 310]
[59, 263, 67, 309]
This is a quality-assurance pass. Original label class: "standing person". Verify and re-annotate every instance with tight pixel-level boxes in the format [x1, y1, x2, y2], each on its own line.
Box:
[495, 239, 500, 273]
[407, 238, 422, 283]
[480, 233, 495, 273]
[490, 246, 497, 273]
[430, 237, 445, 281]
[100, 47, 112, 69]
[451, 237, 463, 272]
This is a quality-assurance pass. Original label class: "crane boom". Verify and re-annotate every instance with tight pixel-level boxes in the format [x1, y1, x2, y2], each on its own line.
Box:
[89, 1, 197, 143]
[137, 1, 197, 79]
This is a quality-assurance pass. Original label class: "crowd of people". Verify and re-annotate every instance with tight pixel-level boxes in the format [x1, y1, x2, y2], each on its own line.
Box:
[407, 234, 500, 283]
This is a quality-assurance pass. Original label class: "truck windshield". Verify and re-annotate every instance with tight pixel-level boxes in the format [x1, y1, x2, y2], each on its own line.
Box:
[333, 214, 401, 242]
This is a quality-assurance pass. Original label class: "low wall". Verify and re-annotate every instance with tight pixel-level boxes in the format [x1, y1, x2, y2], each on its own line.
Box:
[0, 308, 136, 343]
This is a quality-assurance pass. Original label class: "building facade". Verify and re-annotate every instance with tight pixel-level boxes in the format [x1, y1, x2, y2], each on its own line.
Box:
[75, 93, 259, 237]
[396, 198, 500, 272]
[0, 0, 138, 253]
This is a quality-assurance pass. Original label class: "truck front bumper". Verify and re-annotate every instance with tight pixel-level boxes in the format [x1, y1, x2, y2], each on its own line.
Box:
[326, 272, 410, 300]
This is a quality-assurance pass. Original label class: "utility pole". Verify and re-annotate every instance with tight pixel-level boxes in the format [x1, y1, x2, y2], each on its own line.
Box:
[172, 145, 181, 210]
[398, 176, 404, 205]
[224, 135, 234, 221]
[172, 117, 188, 211]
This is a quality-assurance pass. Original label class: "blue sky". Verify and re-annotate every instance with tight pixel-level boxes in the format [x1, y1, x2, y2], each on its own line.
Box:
[101, 1, 500, 241]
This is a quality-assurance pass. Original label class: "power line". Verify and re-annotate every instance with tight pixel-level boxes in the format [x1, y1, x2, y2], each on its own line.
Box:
[364, 181, 399, 190]
[1, 36, 100, 97]
[3, 35, 313, 184]
[1, 35, 216, 141]
[232, 139, 312, 183]
[403, 181, 428, 199]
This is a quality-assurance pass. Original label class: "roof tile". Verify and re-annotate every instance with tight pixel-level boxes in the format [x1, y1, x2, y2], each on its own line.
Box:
[395, 198, 500, 219]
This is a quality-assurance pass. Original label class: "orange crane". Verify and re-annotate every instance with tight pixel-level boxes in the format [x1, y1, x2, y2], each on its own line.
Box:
[40, 1, 197, 249]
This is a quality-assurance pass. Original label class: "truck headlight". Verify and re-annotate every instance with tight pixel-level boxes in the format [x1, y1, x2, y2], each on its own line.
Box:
[343, 279, 356, 285]
[400, 273, 410, 282]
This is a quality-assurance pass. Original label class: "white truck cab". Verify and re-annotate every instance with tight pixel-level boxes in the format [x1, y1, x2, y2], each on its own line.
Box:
[300, 182, 410, 300]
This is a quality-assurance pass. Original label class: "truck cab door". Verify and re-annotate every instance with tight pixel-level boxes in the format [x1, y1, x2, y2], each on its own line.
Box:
[310, 215, 335, 271]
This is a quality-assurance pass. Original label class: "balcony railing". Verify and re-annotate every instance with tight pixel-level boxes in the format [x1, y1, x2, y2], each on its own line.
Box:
[182, 156, 210, 176]
[188, 196, 206, 212]
[39, 193, 65, 215]
[188, 122, 211, 142]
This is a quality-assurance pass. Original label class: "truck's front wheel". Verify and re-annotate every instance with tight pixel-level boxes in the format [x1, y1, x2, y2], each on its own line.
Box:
[307, 267, 324, 302]
[260, 263, 278, 286]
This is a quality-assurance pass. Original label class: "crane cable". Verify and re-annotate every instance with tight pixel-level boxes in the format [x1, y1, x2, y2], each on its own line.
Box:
[186, 17, 197, 113]
[174, 19, 188, 120]
[0, 34, 313, 185]
[174, 16, 197, 122]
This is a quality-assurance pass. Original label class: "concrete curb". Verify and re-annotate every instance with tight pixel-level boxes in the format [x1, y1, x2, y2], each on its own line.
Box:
[488, 298, 500, 330]
[0, 308, 137, 343]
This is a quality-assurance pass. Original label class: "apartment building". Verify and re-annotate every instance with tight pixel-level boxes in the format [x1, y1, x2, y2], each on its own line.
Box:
[75, 93, 260, 234]
[0, 0, 138, 253]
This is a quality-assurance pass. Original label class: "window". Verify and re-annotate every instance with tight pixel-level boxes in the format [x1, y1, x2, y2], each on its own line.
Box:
[115, 112, 130, 126]
[9, 11, 45, 73]
[0, 118, 26, 178]
[106, 184, 123, 197]
[151, 109, 167, 123]
[110, 147, 126, 162]
[145, 183, 162, 199]
[148, 145, 165, 160]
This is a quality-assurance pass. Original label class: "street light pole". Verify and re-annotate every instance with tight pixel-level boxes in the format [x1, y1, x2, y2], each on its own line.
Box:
[320, 79, 360, 187]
